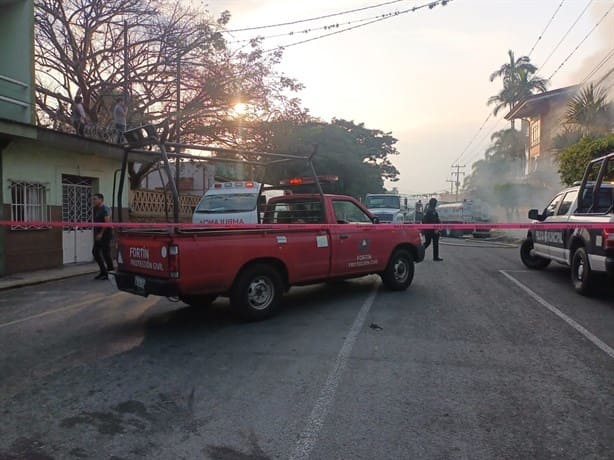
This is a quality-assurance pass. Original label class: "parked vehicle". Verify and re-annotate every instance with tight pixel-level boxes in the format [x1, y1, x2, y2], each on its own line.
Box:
[113, 129, 424, 321]
[192, 181, 262, 225]
[520, 152, 614, 294]
[365, 193, 413, 223]
[437, 199, 492, 238]
[115, 193, 425, 320]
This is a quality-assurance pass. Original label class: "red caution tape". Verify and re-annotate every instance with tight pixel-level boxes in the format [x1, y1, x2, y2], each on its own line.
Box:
[1, 220, 614, 230]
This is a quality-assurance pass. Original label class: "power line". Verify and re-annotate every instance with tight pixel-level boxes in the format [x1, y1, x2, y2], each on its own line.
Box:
[229, 10, 404, 44]
[450, 113, 492, 166]
[527, 0, 566, 58]
[263, 0, 453, 53]
[536, 0, 593, 74]
[547, 2, 614, 81]
[224, 0, 416, 33]
[581, 48, 614, 84]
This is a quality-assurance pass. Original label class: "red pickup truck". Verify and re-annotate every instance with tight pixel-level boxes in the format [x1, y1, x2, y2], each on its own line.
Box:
[113, 193, 425, 320]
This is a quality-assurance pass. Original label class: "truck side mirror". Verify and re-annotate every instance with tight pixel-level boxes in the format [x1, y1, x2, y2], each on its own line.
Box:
[528, 209, 542, 221]
[372, 216, 380, 224]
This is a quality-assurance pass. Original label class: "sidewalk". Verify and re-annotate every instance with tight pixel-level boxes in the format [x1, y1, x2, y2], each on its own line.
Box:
[0, 262, 99, 291]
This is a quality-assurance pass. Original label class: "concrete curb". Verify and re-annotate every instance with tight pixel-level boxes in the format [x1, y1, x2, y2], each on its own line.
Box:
[0, 263, 99, 291]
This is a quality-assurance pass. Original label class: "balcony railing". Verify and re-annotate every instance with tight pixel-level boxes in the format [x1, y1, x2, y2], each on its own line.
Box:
[0, 73, 31, 122]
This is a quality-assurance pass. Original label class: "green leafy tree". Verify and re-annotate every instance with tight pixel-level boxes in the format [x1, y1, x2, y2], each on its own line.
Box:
[34, 0, 305, 188]
[558, 134, 614, 186]
[253, 119, 400, 198]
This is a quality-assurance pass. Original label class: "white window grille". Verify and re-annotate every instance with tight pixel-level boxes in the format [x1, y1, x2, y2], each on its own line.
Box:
[9, 180, 50, 230]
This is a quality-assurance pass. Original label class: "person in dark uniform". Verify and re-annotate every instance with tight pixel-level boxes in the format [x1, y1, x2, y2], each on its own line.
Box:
[422, 198, 443, 261]
[92, 193, 114, 279]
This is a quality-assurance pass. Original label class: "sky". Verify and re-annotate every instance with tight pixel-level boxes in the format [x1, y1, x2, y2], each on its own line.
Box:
[206, 0, 614, 195]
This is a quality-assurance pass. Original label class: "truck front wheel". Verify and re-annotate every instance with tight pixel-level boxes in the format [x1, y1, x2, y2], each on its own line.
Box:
[381, 250, 414, 291]
[520, 239, 550, 269]
[230, 264, 283, 321]
[571, 247, 593, 295]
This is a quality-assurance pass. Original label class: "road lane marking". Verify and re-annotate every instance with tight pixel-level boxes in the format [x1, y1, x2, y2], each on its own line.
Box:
[500, 270, 614, 359]
[0, 292, 124, 329]
[289, 283, 379, 460]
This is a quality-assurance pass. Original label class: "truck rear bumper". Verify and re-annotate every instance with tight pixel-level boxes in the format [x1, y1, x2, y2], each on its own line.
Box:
[113, 271, 179, 297]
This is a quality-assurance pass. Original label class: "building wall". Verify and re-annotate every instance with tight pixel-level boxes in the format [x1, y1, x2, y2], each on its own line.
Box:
[1, 138, 129, 275]
[2, 139, 128, 207]
[0, 0, 34, 123]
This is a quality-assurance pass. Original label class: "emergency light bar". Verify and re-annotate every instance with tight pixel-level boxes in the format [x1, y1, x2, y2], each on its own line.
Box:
[213, 181, 256, 189]
[279, 175, 339, 186]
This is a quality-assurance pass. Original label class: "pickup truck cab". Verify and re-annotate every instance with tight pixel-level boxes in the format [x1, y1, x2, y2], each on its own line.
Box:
[114, 193, 425, 320]
[520, 152, 614, 294]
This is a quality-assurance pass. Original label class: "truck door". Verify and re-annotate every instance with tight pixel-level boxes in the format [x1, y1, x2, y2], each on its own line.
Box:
[533, 193, 564, 258]
[329, 199, 382, 276]
[547, 190, 578, 262]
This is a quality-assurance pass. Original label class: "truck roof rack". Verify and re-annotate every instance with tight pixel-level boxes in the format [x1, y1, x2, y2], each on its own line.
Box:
[117, 124, 321, 224]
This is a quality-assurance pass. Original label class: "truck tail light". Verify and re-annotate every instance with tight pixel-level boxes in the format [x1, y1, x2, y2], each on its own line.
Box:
[168, 244, 180, 278]
[604, 229, 614, 249]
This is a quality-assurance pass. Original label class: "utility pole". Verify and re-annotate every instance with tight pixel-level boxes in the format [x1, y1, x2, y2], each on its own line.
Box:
[123, 20, 129, 101]
[451, 164, 466, 202]
[446, 178, 455, 195]
[174, 51, 181, 193]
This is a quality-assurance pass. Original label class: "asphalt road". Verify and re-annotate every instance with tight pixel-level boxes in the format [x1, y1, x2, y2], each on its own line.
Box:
[0, 239, 613, 460]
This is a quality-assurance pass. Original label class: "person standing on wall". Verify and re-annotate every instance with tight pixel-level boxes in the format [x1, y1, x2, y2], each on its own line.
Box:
[422, 197, 443, 261]
[92, 193, 114, 280]
[71, 96, 88, 136]
[113, 97, 127, 143]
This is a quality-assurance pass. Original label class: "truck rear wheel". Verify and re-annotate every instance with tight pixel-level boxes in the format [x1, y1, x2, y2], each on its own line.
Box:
[520, 239, 550, 269]
[381, 249, 414, 291]
[571, 247, 593, 295]
[230, 264, 283, 321]
[180, 295, 217, 308]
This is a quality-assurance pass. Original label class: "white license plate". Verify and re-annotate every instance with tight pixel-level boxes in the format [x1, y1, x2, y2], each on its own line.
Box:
[134, 275, 146, 290]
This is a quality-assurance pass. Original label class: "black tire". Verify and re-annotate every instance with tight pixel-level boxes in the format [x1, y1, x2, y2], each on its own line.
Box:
[230, 264, 283, 321]
[571, 247, 593, 295]
[520, 239, 551, 269]
[180, 294, 217, 308]
[381, 250, 415, 291]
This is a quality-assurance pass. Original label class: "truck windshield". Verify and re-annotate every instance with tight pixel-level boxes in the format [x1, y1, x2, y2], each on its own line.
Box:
[365, 195, 400, 209]
[195, 193, 258, 213]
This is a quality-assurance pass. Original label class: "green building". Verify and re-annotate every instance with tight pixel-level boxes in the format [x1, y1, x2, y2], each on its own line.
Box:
[0, 0, 130, 275]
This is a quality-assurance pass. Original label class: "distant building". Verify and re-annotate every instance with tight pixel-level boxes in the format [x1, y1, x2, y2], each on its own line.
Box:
[505, 85, 579, 175]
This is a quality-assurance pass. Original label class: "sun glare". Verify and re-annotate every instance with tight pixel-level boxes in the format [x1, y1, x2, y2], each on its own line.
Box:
[232, 102, 248, 116]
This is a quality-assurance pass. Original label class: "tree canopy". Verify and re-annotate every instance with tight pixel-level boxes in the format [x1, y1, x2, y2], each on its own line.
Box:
[252, 119, 400, 198]
[558, 133, 614, 186]
[34, 0, 308, 188]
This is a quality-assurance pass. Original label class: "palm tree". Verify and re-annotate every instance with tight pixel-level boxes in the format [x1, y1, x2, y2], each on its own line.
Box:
[486, 128, 526, 174]
[565, 83, 611, 136]
[488, 50, 549, 128]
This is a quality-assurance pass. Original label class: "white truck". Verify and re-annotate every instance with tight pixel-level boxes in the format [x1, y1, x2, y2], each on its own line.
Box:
[192, 181, 265, 224]
[364, 193, 413, 224]
[437, 199, 492, 237]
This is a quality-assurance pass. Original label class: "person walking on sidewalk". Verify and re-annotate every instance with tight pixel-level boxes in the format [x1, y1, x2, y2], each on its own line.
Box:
[92, 193, 114, 280]
[422, 197, 443, 261]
